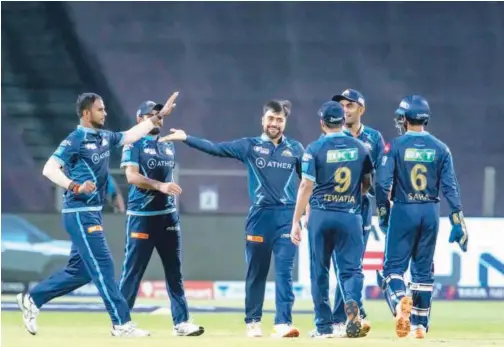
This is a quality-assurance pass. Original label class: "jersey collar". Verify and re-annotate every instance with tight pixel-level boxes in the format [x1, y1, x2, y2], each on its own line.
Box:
[77, 125, 98, 134]
[325, 130, 346, 138]
[405, 130, 429, 136]
[345, 124, 364, 137]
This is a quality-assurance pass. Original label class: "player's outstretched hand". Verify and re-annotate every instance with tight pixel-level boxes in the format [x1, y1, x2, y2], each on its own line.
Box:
[159, 128, 187, 142]
[159, 91, 179, 117]
[290, 223, 302, 246]
[78, 181, 96, 194]
[449, 211, 468, 252]
[158, 182, 182, 196]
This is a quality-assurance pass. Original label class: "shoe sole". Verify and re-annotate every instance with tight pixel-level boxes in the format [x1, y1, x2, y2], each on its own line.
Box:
[359, 322, 371, 337]
[395, 296, 413, 338]
[413, 328, 426, 339]
[344, 300, 362, 338]
[16, 293, 36, 336]
[175, 326, 205, 337]
[280, 328, 300, 338]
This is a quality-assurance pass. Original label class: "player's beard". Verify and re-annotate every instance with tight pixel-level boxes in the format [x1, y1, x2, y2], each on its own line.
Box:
[265, 126, 282, 140]
[90, 120, 105, 129]
[149, 127, 161, 135]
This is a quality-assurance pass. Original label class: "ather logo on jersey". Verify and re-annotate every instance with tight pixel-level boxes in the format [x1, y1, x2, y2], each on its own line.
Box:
[404, 148, 435, 162]
[91, 151, 110, 164]
[326, 148, 358, 163]
[255, 157, 292, 170]
[147, 159, 175, 169]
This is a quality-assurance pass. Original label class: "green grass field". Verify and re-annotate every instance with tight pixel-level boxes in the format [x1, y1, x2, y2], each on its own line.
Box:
[2, 297, 504, 347]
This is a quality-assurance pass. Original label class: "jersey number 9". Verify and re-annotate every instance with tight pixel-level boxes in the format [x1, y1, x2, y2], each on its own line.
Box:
[334, 167, 351, 193]
[410, 164, 427, 191]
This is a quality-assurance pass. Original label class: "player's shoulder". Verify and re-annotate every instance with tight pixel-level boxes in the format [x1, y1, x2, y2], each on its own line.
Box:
[284, 137, 305, 152]
[305, 136, 325, 153]
[362, 125, 384, 139]
[64, 128, 85, 144]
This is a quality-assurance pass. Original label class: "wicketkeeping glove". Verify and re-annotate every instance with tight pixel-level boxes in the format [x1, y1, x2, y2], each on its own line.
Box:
[377, 200, 391, 234]
[449, 211, 468, 252]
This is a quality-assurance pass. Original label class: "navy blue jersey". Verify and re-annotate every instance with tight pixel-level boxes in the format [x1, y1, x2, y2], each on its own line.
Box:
[52, 125, 124, 212]
[376, 131, 462, 212]
[184, 134, 304, 207]
[302, 132, 373, 214]
[120, 136, 177, 216]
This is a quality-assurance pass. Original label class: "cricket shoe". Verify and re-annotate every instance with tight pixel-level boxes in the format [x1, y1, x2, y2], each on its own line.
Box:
[246, 321, 263, 337]
[359, 317, 372, 337]
[271, 324, 299, 338]
[111, 322, 150, 337]
[394, 296, 413, 338]
[308, 329, 335, 339]
[173, 321, 205, 336]
[17, 293, 39, 335]
[331, 323, 347, 338]
[344, 300, 362, 338]
[411, 326, 426, 339]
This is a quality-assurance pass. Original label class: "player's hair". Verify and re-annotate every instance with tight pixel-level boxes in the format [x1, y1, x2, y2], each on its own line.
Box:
[323, 121, 343, 129]
[263, 99, 292, 117]
[76, 93, 102, 117]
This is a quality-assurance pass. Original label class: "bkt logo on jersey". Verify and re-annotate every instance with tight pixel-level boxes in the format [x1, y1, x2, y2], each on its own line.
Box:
[147, 159, 175, 169]
[326, 148, 358, 163]
[404, 148, 435, 162]
[91, 151, 110, 164]
[255, 157, 292, 170]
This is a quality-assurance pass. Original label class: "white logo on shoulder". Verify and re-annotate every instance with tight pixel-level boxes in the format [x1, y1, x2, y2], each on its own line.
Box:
[102, 138, 108, 146]
[165, 147, 174, 156]
[61, 140, 71, 147]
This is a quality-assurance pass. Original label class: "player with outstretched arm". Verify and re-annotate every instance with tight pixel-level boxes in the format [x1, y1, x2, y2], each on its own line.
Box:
[17, 91, 178, 337]
[118, 100, 204, 336]
[375, 95, 468, 339]
[160, 100, 304, 338]
[290, 101, 373, 339]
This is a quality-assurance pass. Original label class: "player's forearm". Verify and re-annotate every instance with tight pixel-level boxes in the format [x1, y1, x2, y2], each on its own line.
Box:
[293, 180, 313, 223]
[126, 171, 162, 191]
[362, 174, 372, 195]
[184, 136, 234, 158]
[42, 157, 73, 189]
[122, 119, 157, 145]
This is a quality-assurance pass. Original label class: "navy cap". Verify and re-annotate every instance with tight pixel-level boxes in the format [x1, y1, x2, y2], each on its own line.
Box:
[136, 101, 163, 117]
[318, 101, 345, 125]
[332, 88, 365, 107]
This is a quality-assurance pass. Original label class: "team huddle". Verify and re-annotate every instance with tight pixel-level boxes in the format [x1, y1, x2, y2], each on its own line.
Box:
[16, 88, 468, 339]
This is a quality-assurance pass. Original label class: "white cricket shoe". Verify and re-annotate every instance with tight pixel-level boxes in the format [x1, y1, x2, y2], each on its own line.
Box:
[173, 321, 205, 336]
[308, 328, 335, 339]
[271, 323, 300, 338]
[332, 323, 347, 338]
[246, 321, 263, 337]
[17, 293, 39, 335]
[111, 322, 150, 337]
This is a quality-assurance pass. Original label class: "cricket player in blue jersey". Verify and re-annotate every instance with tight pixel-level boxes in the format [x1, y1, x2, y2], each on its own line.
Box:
[376, 95, 468, 339]
[160, 100, 304, 338]
[290, 101, 373, 338]
[118, 101, 204, 336]
[17, 92, 178, 337]
[329, 88, 385, 337]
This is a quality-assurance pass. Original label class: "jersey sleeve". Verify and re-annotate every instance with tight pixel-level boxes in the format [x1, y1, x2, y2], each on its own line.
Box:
[440, 147, 463, 212]
[376, 140, 397, 205]
[184, 136, 250, 162]
[301, 143, 316, 182]
[295, 142, 306, 179]
[374, 132, 386, 169]
[120, 142, 140, 168]
[109, 131, 125, 147]
[51, 133, 80, 167]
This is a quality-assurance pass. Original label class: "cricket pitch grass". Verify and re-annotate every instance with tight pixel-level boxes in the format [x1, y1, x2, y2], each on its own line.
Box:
[2, 297, 503, 347]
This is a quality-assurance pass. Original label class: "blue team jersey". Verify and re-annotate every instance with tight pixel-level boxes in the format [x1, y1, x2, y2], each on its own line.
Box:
[376, 131, 462, 211]
[302, 132, 373, 214]
[120, 136, 177, 216]
[185, 134, 304, 207]
[51, 125, 124, 212]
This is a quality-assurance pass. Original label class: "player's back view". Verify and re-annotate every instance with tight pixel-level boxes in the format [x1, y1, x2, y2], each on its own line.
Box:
[291, 101, 373, 338]
[376, 95, 468, 339]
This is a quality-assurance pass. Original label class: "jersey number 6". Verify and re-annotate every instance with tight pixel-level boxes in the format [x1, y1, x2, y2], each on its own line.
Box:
[334, 167, 351, 193]
[410, 164, 427, 191]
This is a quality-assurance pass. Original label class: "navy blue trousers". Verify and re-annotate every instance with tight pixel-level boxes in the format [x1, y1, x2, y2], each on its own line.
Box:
[118, 213, 189, 325]
[308, 209, 364, 334]
[244, 206, 297, 325]
[29, 211, 130, 325]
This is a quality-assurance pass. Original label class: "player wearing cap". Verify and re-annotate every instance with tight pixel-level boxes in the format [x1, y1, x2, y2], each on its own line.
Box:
[118, 101, 204, 336]
[160, 100, 304, 338]
[328, 89, 385, 337]
[376, 95, 467, 338]
[17, 92, 178, 337]
[290, 101, 373, 338]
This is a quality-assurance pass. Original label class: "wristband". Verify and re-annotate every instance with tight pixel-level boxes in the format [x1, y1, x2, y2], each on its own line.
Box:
[68, 182, 80, 194]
